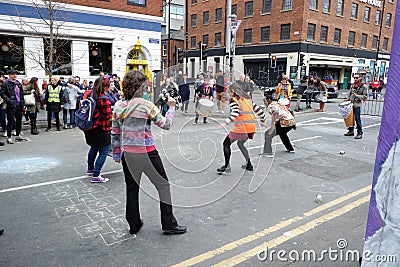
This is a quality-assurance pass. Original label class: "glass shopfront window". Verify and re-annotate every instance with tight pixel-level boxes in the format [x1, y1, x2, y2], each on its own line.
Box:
[44, 39, 72, 76]
[89, 42, 112, 76]
[0, 35, 24, 74]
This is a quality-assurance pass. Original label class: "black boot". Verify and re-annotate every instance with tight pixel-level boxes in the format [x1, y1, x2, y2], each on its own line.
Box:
[217, 165, 231, 174]
[241, 160, 254, 171]
[193, 118, 198, 125]
[203, 117, 209, 124]
[354, 132, 363, 139]
[344, 130, 354, 136]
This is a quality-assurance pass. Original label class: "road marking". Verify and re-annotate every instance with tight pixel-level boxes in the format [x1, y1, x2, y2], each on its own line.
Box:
[212, 195, 370, 267]
[171, 185, 370, 267]
[233, 136, 322, 152]
[363, 123, 381, 129]
[0, 169, 122, 194]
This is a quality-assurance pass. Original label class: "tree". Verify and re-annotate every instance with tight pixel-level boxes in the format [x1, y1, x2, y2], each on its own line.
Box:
[12, 0, 73, 78]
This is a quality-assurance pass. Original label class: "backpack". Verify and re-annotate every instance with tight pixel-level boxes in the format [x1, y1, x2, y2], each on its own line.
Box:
[75, 93, 107, 131]
[62, 87, 69, 104]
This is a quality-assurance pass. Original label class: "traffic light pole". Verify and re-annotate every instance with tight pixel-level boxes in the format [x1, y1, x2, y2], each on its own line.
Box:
[199, 42, 203, 74]
[225, 0, 232, 82]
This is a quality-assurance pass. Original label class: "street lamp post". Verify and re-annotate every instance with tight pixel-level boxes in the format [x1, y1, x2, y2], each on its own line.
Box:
[375, 0, 386, 79]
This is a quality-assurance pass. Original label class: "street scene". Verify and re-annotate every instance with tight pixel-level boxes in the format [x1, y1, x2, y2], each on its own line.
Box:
[0, 0, 399, 266]
[0, 90, 383, 266]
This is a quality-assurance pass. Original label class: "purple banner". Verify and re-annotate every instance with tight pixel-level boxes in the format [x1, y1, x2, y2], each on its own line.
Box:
[362, 1, 400, 265]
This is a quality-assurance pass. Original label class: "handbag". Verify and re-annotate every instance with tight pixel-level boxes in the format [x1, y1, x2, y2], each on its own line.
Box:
[24, 93, 36, 106]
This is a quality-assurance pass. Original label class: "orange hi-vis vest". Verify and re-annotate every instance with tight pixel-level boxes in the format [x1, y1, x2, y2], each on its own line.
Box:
[232, 97, 256, 134]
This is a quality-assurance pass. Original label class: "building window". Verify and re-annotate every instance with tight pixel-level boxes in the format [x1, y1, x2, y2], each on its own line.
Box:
[361, 33, 367, 48]
[191, 36, 196, 48]
[280, 24, 291, 40]
[203, 34, 209, 46]
[191, 14, 197, 27]
[203, 11, 209, 25]
[375, 10, 381, 25]
[89, 42, 112, 75]
[0, 35, 24, 74]
[283, 0, 292, 10]
[162, 42, 167, 56]
[262, 0, 272, 13]
[320, 26, 328, 42]
[336, 0, 344, 16]
[364, 7, 370, 22]
[351, 3, 358, 19]
[244, 29, 252, 43]
[127, 0, 145, 6]
[170, 4, 183, 19]
[334, 28, 341, 44]
[382, 38, 389, 51]
[231, 4, 237, 15]
[215, 32, 222, 46]
[322, 0, 330, 12]
[191, 0, 197, 4]
[261, 26, 270, 42]
[372, 35, 378, 50]
[386, 13, 392, 27]
[307, 23, 316, 41]
[215, 8, 223, 22]
[245, 1, 253, 16]
[348, 31, 355, 46]
[310, 0, 317, 10]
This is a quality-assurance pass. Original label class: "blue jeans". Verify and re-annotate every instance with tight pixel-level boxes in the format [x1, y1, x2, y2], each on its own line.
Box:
[353, 106, 362, 133]
[63, 109, 75, 126]
[88, 145, 110, 177]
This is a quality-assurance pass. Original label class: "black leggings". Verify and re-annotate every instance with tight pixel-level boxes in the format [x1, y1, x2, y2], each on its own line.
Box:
[223, 135, 250, 167]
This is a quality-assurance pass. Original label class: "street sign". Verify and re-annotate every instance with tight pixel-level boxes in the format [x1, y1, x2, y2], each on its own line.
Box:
[229, 20, 242, 36]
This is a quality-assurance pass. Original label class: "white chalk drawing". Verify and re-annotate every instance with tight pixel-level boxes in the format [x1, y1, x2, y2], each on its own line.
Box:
[44, 183, 134, 246]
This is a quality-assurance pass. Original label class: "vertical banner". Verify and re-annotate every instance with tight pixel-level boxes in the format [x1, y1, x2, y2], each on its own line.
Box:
[362, 3, 400, 266]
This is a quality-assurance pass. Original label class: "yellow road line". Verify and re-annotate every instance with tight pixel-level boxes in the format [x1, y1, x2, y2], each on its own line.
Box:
[171, 186, 370, 267]
[212, 195, 370, 267]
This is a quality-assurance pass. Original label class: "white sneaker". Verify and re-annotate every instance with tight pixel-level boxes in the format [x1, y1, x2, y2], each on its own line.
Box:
[221, 110, 225, 114]
[12, 131, 17, 136]
[91, 176, 109, 183]
[2, 132, 6, 137]
[7, 138, 14, 144]
[15, 135, 28, 141]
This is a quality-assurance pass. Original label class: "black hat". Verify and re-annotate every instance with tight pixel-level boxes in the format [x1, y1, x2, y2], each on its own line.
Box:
[7, 69, 18, 75]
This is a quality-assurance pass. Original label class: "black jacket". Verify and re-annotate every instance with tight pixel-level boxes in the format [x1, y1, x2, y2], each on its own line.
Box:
[0, 79, 24, 110]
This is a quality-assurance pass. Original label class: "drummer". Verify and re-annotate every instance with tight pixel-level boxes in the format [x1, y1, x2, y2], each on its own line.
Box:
[217, 83, 265, 174]
[344, 73, 368, 139]
[194, 76, 213, 124]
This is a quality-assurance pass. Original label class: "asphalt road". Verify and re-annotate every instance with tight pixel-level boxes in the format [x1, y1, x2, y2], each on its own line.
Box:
[0, 92, 381, 267]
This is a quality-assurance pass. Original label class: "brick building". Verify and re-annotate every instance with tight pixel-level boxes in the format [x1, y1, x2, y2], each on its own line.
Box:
[0, 0, 163, 80]
[187, 0, 395, 88]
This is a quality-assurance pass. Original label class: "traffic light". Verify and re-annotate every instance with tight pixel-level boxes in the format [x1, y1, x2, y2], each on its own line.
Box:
[177, 48, 184, 63]
[299, 54, 306, 66]
[271, 55, 277, 68]
[201, 44, 208, 60]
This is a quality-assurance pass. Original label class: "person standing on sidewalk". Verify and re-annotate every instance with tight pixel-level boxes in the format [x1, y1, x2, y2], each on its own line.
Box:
[0, 69, 26, 144]
[44, 76, 64, 132]
[305, 77, 314, 109]
[344, 73, 368, 139]
[112, 70, 187, 235]
[23, 77, 41, 135]
[316, 78, 328, 112]
[84, 76, 113, 183]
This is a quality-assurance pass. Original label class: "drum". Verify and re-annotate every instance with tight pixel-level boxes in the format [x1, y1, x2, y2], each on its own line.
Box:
[196, 98, 214, 117]
[338, 101, 353, 119]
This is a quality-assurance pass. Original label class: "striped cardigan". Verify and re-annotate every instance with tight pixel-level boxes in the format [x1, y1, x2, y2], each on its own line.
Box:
[111, 98, 174, 161]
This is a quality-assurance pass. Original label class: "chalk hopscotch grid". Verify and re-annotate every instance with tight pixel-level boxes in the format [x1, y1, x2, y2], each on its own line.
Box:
[43, 180, 135, 246]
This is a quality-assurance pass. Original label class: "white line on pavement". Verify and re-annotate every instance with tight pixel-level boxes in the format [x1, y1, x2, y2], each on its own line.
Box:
[232, 136, 322, 152]
[0, 170, 123, 194]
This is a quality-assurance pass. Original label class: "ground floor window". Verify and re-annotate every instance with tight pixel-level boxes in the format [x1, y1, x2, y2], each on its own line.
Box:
[89, 42, 112, 75]
[0, 35, 24, 74]
[44, 39, 72, 76]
